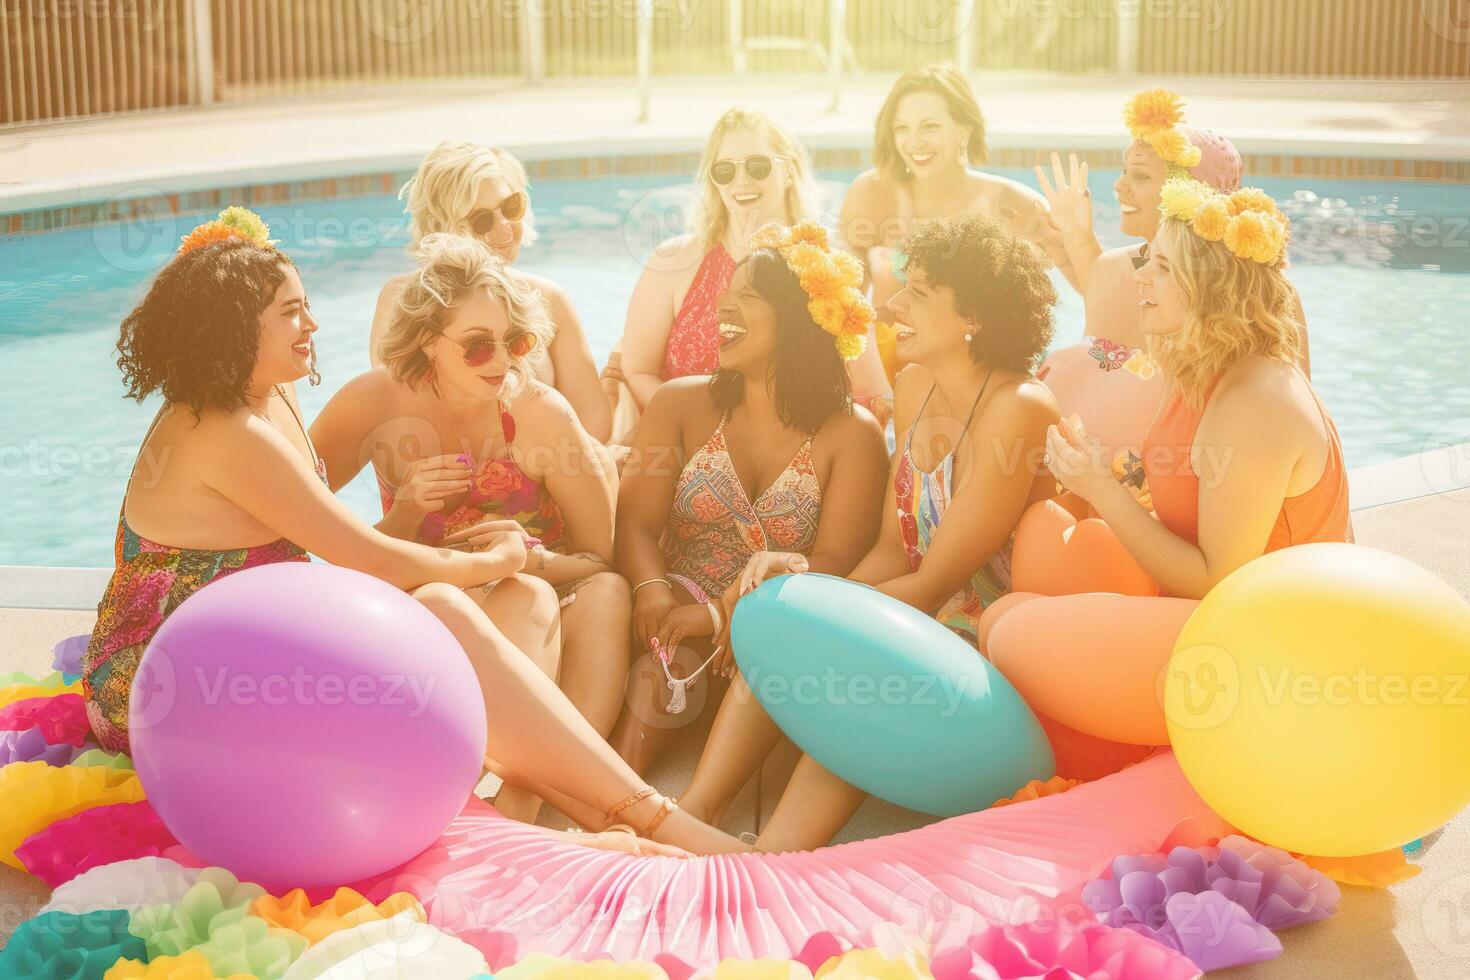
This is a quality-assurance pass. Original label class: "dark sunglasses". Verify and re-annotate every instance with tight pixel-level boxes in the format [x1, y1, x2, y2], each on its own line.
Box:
[710, 155, 774, 185]
[467, 192, 527, 236]
[1131, 241, 1151, 271]
[442, 330, 538, 367]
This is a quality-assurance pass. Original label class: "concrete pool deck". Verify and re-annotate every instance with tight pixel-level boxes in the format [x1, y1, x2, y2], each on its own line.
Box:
[3, 74, 1470, 217]
[3, 474, 1469, 975]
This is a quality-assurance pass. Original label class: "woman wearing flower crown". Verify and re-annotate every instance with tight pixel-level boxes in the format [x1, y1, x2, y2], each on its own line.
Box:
[315, 233, 631, 824]
[1034, 89, 1310, 470]
[88, 208, 747, 856]
[1045, 180, 1349, 595]
[368, 141, 612, 442]
[977, 181, 1352, 750]
[680, 217, 1062, 845]
[838, 65, 1080, 414]
[606, 109, 820, 439]
[612, 220, 888, 777]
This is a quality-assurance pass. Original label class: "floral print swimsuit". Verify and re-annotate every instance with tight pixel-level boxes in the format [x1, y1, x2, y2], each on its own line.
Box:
[83, 389, 322, 754]
[660, 414, 823, 599]
[376, 405, 570, 568]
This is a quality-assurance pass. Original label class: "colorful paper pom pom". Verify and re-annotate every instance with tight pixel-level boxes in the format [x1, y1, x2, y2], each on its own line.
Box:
[0, 672, 80, 710]
[1123, 88, 1186, 136]
[0, 727, 92, 768]
[43, 857, 203, 918]
[249, 887, 424, 945]
[1213, 836, 1342, 929]
[0, 692, 92, 746]
[127, 867, 270, 960]
[495, 954, 668, 979]
[54, 634, 91, 676]
[713, 962, 813, 979]
[930, 920, 1202, 980]
[0, 760, 145, 869]
[0, 908, 146, 979]
[19, 801, 180, 888]
[277, 911, 487, 979]
[989, 775, 1082, 808]
[105, 949, 253, 979]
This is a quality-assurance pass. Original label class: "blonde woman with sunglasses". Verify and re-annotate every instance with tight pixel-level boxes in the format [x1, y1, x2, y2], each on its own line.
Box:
[606, 108, 817, 430]
[369, 141, 612, 442]
[315, 234, 631, 825]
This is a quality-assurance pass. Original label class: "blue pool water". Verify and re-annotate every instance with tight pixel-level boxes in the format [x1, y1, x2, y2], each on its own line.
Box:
[2, 169, 1468, 567]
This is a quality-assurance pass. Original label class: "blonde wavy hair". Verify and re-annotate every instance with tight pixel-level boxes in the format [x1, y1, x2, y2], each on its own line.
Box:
[1149, 218, 1302, 408]
[378, 233, 552, 399]
[873, 63, 989, 184]
[693, 108, 816, 251]
[400, 141, 537, 249]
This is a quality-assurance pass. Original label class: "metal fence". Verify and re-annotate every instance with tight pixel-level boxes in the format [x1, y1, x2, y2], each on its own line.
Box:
[4, 0, 1469, 127]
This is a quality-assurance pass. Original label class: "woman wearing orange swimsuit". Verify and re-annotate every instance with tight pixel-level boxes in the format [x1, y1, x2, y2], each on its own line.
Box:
[313, 234, 627, 825]
[983, 178, 1351, 751]
[614, 222, 889, 779]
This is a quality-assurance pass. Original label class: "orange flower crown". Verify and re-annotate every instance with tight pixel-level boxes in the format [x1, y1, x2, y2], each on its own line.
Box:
[1159, 177, 1290, 266]
[749, 220, 873, 361]
[1123, 88, 1203, 176]
[177, 206, 277, 255]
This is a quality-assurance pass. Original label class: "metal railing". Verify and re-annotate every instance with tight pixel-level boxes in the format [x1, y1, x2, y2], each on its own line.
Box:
[3, 0, 1468, 128]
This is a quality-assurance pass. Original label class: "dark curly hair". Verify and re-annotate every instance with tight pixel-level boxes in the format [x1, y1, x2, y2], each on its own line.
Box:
[709, 248, 852, 434]
[900, 217, 1056, 373]
[116, 238, 294, 418]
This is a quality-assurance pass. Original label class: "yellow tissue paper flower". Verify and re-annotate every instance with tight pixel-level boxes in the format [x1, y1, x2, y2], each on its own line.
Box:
[788, 219, 829, 249]
[1225, 210, 1286, 264]
[0, 762, 145, 869]
[105, 949, 250, 979]
[714, 961, 814, 980]
[835, 331, 868, 362]
[1158, 177, 1213, 222]
[495, 953, 668, 979]
[815, 948, 932, 979]
[1190, 196, 1232, 241]
[1228, 187, 1278, 217]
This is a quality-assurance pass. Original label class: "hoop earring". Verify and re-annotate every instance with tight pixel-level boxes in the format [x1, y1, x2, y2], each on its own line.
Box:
[307, 343, 321, 387]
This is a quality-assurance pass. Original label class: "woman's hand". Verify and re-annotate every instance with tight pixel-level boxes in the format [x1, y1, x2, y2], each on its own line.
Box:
[653, 603, 718, 659]
[734, 551, 810, 598]
[1035, 152, 1095, 244]
[1045, 414, 1117, 505]
[387, 453, 472, 516]
[632, 582, 680, 652]
[438, 518, 528, 552]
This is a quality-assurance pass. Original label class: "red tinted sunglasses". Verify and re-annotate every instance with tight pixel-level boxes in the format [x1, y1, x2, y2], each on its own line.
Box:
[442, 330, 538, 367]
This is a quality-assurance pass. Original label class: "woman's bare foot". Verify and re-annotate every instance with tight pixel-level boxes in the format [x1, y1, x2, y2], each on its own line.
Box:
[552, 828, 689, 858]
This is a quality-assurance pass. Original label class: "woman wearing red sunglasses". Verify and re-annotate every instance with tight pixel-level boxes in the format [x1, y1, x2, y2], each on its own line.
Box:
[368, 141, 612, 442]
[315, 233, 631, 825]
[607, 108, 817, 437]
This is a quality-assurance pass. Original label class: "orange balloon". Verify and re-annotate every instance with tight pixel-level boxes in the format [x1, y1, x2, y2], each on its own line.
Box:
[987, 593, 1199, 745]
[976, 591, 1043, 655]
[1011, 500, 1159, 598]
[1035, 711, 1157, 781]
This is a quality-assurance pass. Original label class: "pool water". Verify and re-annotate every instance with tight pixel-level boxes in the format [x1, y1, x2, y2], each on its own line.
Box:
[2, 169, 1468, 567]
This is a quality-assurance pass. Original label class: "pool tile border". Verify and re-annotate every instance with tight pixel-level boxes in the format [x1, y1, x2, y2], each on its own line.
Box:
[4, 148, 1469, 238]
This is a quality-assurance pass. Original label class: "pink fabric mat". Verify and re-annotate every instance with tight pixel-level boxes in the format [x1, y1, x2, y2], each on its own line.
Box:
[320, 751, 1230, 970]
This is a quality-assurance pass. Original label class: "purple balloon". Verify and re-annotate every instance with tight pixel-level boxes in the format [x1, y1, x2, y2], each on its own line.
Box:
[129, 563, 488, 887]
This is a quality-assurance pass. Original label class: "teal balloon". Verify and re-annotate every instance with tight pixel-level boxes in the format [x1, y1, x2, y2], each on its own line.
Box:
[731, 574, 1054, 816]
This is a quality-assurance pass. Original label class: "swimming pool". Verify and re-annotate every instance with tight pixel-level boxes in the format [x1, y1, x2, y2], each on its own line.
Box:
[2, 168, 1468, 567]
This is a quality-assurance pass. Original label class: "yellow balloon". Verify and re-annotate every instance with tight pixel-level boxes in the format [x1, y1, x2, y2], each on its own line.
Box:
[1165, 543, 1470, 857]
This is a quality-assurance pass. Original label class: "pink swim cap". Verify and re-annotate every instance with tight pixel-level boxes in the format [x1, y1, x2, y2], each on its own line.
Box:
[1181, 125, 1242, 192]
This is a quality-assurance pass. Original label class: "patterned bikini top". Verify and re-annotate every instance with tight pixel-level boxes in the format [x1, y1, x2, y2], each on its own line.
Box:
[659, 414, 823, 599]
[376, 405, 567, 549]
[893, 376, 1013, 642]
[663, 243, 736, 380]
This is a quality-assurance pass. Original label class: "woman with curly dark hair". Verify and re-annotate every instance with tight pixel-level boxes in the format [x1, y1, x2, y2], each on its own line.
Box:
[696, 216, 1062, 849]
[613, 223, 889, 777]
[85, 212, 756, 857]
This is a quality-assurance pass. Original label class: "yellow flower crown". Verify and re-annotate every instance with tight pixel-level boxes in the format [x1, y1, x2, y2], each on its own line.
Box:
[749, 220, 873, 362]
[1159, 177, 1290, 265]
[178, 206, 277, 255]
[1123, 88, 1203, 175]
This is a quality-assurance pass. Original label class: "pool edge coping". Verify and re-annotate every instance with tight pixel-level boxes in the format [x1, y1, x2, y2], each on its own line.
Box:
[4, 441, 1467, 610]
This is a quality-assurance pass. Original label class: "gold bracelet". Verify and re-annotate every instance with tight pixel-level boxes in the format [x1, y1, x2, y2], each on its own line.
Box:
[632, 577, 672, 595]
